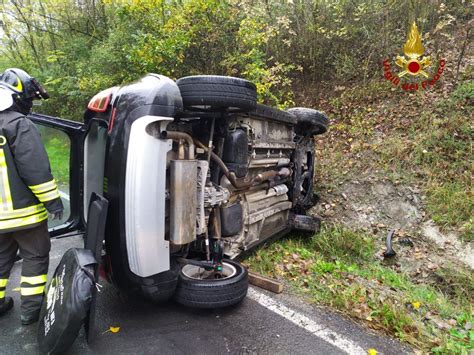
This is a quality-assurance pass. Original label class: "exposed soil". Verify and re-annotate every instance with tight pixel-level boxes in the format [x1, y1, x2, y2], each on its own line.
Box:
[312, 176, 473, 286]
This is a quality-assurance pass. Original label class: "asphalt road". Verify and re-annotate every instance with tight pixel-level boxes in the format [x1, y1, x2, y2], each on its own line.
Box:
[0, 236, 411, 355]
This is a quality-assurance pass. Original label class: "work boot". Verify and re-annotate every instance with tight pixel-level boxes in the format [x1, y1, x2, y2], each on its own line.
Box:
[21, 310, 40, 326]
[0, 297, 14, 316]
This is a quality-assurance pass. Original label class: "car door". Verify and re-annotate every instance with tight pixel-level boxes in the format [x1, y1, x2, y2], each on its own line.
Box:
[28, 112, 108, 238]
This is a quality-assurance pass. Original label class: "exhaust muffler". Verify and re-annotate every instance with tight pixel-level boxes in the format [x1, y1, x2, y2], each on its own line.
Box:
[170, 159, 197, 245]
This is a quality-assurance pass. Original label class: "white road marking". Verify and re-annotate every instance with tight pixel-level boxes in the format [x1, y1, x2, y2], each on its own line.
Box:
[247, 287, 366, 355]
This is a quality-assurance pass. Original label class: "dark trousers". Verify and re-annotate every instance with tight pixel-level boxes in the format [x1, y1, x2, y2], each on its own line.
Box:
[0, 222, 50, 316]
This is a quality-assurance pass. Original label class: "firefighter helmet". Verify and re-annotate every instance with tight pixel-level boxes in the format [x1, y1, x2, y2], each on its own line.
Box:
[0, 68, 49, 114]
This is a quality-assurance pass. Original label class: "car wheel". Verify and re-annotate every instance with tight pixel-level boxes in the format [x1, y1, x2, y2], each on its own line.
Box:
[286, 107, 329, 136]
[291, 137, 317, 211]
[176, 75, 257, 112]
[174, 259, 248, 309]
[252, 104, 297, 124]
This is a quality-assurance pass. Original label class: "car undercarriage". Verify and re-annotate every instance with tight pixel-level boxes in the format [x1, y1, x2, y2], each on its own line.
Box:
[34, 74, 329, 309]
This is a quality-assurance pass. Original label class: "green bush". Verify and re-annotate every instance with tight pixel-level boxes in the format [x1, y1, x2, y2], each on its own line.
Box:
[2, 0, 471, 119]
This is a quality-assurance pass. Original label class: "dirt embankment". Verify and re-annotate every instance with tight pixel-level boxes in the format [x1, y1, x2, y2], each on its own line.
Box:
[313, 176, 473, 280]
[302, 17, 474, 285]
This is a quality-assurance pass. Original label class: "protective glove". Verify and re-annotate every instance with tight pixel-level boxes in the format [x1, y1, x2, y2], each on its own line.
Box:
[51, 210, 64, 220]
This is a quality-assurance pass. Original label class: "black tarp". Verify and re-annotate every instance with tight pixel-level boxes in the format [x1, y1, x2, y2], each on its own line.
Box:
[37, 248, 97, 354]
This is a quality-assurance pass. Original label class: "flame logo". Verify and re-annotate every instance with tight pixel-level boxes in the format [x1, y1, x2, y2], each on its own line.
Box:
[395, 21, 431, 78]
[403, 22, 424, 58]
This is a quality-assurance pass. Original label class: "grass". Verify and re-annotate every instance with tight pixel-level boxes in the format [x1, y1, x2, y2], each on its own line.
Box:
[37, 125, 70, 188]
[427, 182, 474, 242]
[380, 94, 473, 241]
[245, 226, 474, 353]
[317, 78, 474, 241]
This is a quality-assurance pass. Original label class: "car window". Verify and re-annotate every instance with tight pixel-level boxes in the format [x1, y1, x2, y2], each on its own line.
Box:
[35, 124, 71, 228]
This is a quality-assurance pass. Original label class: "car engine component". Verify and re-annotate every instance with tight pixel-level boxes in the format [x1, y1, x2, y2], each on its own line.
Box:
[223, 129, 248, 178]
[170, 159, 197, 245]
[220, 203, 243, 237]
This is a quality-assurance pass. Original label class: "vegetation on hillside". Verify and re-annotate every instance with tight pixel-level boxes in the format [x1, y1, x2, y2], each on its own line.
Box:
[1, 0, 471, 119]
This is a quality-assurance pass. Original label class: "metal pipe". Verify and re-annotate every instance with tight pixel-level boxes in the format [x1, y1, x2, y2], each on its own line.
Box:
[255, 170, 279, 183]
[178, 140, 185, 160]
[194, 139, 252, 189]
[194, 139, 289, 189]
[194, 138, 287, 189]
[213, 206, 222, 240]
[213, 136, 225, 184]
[249, 158, 290, 168]
[207, 117, 216, 166]
[205, 230, 211, 261]
[177, 257, 216, 268]
[162, 131, 195, 160]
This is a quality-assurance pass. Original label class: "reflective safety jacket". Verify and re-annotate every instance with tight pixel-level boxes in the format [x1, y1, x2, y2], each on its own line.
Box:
[0, 110, 63, 232]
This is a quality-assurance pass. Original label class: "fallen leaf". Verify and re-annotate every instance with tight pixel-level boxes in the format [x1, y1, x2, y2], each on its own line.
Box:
[427, 263, 438, 270]
[103, 326, 121, 334]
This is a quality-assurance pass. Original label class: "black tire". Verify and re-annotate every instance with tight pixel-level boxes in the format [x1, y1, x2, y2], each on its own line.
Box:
[174, 259, 248, 309]
[176, 75, 257, 111]
[140, 261, 180, 303]
[286, 107, 329, 136]
[291, 137, 316, 211]
[253, 104, 297, 125]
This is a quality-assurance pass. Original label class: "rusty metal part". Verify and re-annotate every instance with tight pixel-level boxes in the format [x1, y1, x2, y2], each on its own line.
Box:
[223, 184, 292, 258]
[278, 167, 291, 178]
[207, 116, 216, 165]
[162, 131, 195, 160]
[248, 158, 290, 168]
[194, 139, 285, 189]
[196, 160, 209, 235]
[178, 140, 185, 160]
[254, 170, 279, 183]
[212, 206, 222, 240]
[194, 139, 252, 189]
[170, 160, 197, 245]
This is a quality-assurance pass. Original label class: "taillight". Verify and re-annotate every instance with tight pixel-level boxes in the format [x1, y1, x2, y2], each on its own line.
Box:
[108, 107, 117, 133]
[87, 87, 115, 112]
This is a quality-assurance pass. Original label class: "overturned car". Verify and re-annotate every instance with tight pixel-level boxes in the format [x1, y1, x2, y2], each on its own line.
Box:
[32, 74, 328, 309]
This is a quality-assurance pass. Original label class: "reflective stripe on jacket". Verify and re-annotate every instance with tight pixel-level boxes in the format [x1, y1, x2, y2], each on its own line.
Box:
[0, 110, 63, 232]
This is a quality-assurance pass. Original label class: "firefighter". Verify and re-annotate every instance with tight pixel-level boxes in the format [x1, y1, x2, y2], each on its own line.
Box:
[0, 68, 63, 325]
